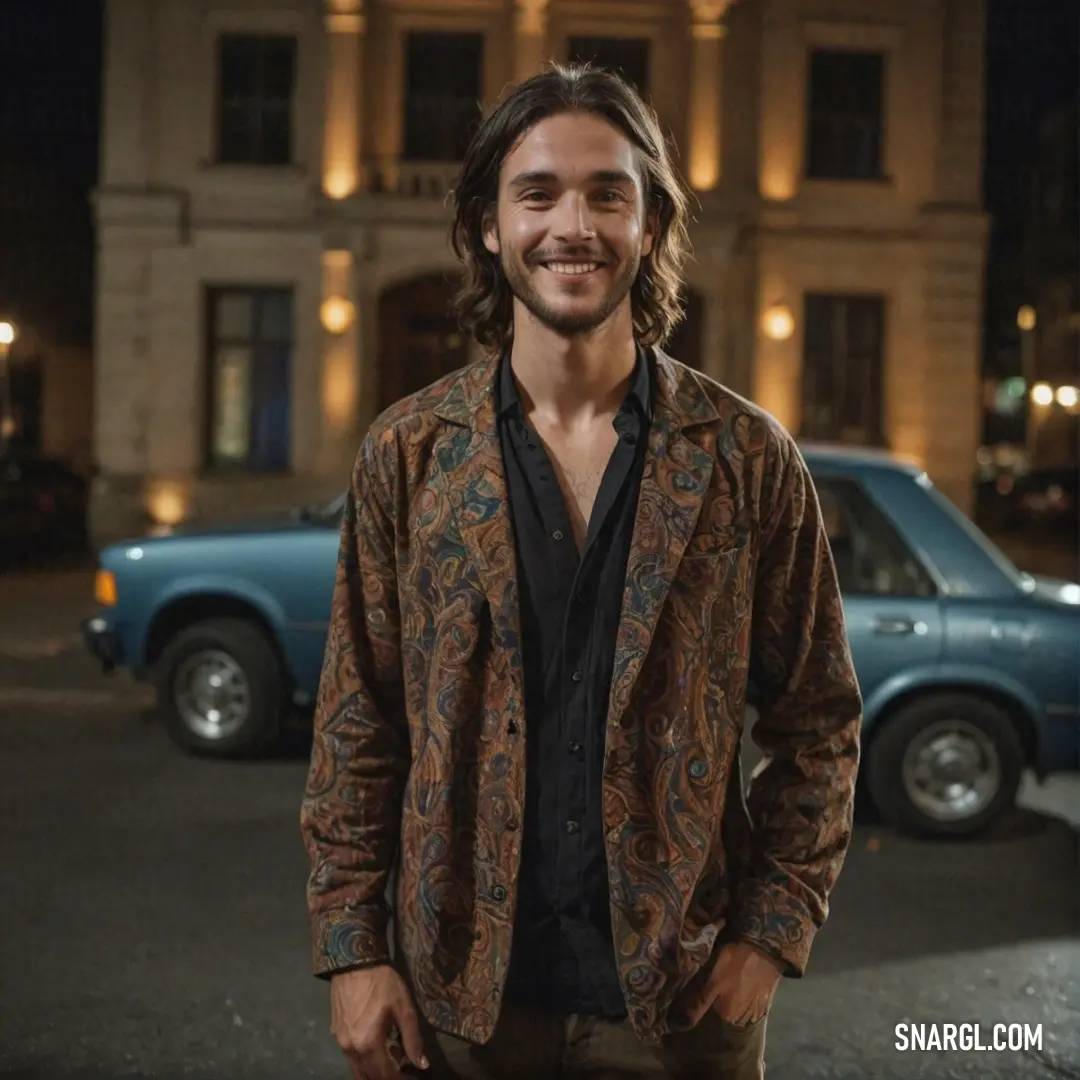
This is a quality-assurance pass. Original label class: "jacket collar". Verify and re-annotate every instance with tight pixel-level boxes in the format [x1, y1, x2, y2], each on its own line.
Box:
[432, 346, 721, 435]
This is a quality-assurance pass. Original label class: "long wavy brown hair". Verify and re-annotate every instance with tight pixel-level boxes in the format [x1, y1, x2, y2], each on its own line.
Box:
[449, 62, 697, 353]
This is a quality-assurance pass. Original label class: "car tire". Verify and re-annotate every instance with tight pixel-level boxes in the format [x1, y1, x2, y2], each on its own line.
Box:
[156, 617, 287, 758]
[865, 693, 1025, 839]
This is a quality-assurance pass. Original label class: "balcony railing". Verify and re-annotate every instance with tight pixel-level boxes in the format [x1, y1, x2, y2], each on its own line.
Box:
[364, 159, 462, 200]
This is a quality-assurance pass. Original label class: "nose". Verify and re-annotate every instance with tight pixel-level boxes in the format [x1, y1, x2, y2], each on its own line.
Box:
[551, 191, 597, 243]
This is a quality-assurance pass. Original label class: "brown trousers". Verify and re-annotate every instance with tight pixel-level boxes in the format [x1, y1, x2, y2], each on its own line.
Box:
[419, 1001, 767, 1080]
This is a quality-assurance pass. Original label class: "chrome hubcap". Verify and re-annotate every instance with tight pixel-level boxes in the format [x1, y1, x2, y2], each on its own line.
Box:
[174, 649, 251, 741]
[902, 719, 1002, 822]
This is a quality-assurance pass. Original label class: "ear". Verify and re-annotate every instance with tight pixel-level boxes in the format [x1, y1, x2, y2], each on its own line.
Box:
[482, 210, 500, 256]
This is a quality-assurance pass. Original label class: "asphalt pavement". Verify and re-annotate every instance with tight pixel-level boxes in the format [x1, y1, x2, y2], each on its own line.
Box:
[0, 534, 1078, 1080]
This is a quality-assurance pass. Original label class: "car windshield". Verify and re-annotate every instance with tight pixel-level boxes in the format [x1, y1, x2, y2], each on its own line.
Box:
[917, 474, 1032, 587]
[300, 493, 346, 526]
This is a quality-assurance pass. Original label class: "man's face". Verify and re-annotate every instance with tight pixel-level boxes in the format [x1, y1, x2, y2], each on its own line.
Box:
[483, 111, 655, 338]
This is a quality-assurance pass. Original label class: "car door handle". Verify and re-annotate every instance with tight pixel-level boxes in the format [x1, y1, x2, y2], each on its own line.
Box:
[871, 616, 926, 636]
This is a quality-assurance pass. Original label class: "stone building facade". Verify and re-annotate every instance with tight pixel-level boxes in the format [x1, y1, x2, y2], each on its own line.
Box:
[91, 0, 989, 541]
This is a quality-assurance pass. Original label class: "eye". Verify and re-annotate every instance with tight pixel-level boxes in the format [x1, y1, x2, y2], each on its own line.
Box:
[594, 189, 627, 203]
[521, 190, 552, 203]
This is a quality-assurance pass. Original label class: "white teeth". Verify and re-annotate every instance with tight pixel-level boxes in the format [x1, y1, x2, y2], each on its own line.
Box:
[546, 262, 599, 275]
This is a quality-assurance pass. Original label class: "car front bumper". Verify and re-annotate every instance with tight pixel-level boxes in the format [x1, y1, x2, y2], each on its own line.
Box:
[81, 616, 121, 673]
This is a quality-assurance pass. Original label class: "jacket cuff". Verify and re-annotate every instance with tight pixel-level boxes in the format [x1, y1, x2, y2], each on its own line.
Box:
[727, 881, 820, 978]
[311, 906, 393, 979]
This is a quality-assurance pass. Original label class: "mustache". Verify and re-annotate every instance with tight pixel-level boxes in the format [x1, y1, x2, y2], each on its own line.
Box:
[527, 247, 607, 265]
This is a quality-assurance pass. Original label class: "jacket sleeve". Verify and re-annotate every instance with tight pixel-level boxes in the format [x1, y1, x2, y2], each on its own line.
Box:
[300, 430, 411, 978]
[728, 428, 863, 977]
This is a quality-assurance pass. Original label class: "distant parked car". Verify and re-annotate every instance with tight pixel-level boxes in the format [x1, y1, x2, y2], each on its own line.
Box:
[1002, 466, 1078, 530]
[0, 448, 88, 562]
[82, 444, 1079, 838]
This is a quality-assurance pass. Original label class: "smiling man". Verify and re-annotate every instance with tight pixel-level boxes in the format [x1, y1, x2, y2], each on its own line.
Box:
[300, 64, 862, 1080]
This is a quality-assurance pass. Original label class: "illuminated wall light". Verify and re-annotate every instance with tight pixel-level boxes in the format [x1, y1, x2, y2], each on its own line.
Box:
[1055, 385, 1078, 409]
[146, 481, 188, 527]
[761, 303, 795, 342]
[1031, 383, 1054, 407]
[321, 296, 356, 335]
[1016, 305, 1036, 332]
[324, 168, 358, 200]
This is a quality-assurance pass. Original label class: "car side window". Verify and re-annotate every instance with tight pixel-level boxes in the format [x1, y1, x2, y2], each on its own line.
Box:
[813, 476, 937, 598]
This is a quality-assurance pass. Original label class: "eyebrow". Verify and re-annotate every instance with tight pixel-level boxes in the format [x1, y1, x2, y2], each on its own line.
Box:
[507, 168, 637, 188]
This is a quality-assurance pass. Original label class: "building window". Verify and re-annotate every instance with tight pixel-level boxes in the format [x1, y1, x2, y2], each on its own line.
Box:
[206, 288, 293, 471]
[567, 36, 650, 98]
[806, 50, 884, 180]
[216, 34, 297, 165]
[813, 476, 937, 597]
[802, 294, 886, 446]
[402, 31, 484, 162]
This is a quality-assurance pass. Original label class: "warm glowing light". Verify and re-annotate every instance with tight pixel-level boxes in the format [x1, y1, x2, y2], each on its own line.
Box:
[321, 296, 356, 335]
[1031, 382, 1054, 406]
[0, 321, 15, 346]
[94, 570, 118, 607]
[1016, 305, 1036, 332]
[323, 166, 358, 200]
[762, 304, 795, 342]
[147, 481, 188, 526]
[761, 164, 797, 201]
[690, 141, 720, 191]
[323, 349, 358, 430]
[1055, 385, 1078, 408]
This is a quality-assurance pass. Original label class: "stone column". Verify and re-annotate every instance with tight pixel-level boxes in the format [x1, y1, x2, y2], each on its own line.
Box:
[936, 0, 986, 205]
[323, 0, 365, 198]
[686, 1, 731, 191]
[513, 0, 551, 84]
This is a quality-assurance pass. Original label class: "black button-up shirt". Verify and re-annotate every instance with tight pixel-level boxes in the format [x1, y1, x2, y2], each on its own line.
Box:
[496, 348, 651, 1017]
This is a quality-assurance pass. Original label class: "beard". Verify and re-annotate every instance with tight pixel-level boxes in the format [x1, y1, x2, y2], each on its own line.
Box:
[500, 242, 641, 337]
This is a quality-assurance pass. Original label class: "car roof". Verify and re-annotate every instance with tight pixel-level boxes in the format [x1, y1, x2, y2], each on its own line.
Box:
[796, 439, 924, 476]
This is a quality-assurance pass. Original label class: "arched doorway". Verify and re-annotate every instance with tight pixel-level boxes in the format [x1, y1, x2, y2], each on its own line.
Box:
[377, 272, 468, 412]
[664, 288, 704, 370]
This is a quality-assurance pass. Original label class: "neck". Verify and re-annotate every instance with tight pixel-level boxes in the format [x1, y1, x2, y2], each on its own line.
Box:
[508, 301, 638, 427]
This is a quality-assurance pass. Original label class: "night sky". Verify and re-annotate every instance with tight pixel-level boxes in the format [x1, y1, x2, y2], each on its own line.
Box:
[0, 0, 1076, 359]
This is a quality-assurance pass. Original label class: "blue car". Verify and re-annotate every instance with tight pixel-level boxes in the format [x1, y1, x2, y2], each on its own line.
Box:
[83, 444, 1080, 838]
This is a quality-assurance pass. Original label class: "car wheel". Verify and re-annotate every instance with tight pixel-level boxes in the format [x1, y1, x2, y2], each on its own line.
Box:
[156, 617, 287, 758]
[865, 693, 1025, 838]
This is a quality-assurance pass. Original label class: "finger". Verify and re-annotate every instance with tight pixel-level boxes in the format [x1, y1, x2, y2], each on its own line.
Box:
[394, 1003, 429, 1070]
[344, 1047, 366, 1080]
[358, 1044, 406, 1080]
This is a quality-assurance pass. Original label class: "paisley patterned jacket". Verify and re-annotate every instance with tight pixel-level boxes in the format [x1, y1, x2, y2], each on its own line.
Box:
[300, 347, 862, 1046]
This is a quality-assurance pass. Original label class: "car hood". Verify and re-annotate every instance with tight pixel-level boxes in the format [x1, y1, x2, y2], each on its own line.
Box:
[1026, 573, 1080, 608]
[107, 509, 332, 552]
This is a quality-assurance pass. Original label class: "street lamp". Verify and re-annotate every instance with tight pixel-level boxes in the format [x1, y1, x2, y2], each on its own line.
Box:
[1031, 382, 1054, 407]
[1016, 306, 1038, 463]
[761, 303, 795, 342]
[0, 320, 17, 446]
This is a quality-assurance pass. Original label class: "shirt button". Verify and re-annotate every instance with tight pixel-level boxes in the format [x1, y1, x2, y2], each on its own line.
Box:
[571, 670, 583, 683]
[566, 820, 580, 835]
[567, 740, 583, 757]
[552, 529, 564, 541]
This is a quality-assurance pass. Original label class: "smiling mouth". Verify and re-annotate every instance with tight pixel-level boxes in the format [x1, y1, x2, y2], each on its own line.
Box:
[541, 261, 603, 276]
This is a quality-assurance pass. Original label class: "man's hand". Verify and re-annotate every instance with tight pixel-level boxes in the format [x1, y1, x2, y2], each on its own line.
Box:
[681, 942, 784, 1029]
[330, 965, 429, 1080]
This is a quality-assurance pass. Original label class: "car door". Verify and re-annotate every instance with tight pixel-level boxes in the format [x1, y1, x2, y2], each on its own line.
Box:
[812, 474, 945, 710]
